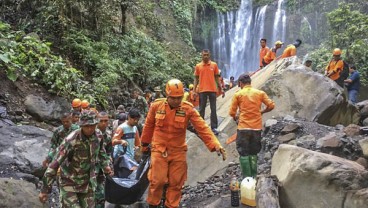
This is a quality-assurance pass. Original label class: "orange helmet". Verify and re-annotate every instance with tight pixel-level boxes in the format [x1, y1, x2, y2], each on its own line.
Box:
[81, 100, 90, 109]
[333, 48, 342, 56]
[72, 98, 81, 108]
[165, 79, 184, 97]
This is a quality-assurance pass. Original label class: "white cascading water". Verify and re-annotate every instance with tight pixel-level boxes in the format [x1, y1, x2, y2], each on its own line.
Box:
[272, 0, 287, 44]
[249, 5, 268, 71]
[209, 0, 287, 78]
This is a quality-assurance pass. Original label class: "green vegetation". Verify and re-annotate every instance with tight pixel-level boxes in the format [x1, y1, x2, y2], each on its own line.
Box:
[309, 3, 368, 84]
[0, 21, 86, 98]
[253, 0, 273, 7]
[1, 0, 211, 107]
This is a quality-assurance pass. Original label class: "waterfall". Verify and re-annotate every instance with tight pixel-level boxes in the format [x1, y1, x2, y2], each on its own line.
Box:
[272, 0, 287, 44]
[250, 5, 267, 71]
[210, 0, 254, 78]
[209, 0, 287, 78]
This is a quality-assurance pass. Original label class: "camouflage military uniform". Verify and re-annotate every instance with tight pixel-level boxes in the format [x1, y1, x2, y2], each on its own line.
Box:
[45, 124, 79, 163]
[95, 129, 113, 208]
[132, 95, 148, 116]
[41, 128, 110, 208]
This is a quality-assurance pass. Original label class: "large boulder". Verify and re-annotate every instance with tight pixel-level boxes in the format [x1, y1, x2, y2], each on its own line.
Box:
[24, 95, 70, 123]
[271, 144, 368, 208]
[256, 62, 360, 126]
[186, 58, 360, 185]
[0, 121, 51, 176]
[357, 100, 368, 120]
[0, 178, 43, 208]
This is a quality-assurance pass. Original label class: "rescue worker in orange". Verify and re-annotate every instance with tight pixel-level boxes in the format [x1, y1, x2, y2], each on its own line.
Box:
[281, 39, 302, 58]
[81, 100, 90, 111]
[193, 49, 223, 135]
[140, 79, 226, 208]
[188, 84, 199, 108]
[72, 98, 82, 112]
[216, 70, 226, 98]
[262, 40, 283, 67]
[229, 74, 274, 179]
[259, 38, 270, 69]
[325, 48, 344, 87]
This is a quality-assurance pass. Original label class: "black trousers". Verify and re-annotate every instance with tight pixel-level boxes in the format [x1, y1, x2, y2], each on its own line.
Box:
[198, 92, 218, 129]
[236, 129, 262, 156]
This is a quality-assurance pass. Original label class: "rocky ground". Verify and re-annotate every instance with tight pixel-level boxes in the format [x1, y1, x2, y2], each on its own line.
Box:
[181, 116, 367, 207]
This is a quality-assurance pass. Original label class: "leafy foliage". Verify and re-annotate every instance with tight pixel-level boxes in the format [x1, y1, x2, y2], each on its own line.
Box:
[308, 3, 368, 85]
[0, 21, 90, 98]
[327, 3, 368, 84]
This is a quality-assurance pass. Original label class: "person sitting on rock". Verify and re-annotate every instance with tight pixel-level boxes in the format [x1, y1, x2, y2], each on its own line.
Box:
[229, 74, 275, 179]
[42, 112, 79, 168]
[39, 110, 113, 207]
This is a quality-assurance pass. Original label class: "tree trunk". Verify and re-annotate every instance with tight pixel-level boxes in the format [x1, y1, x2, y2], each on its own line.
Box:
[256, 175, 281, 208]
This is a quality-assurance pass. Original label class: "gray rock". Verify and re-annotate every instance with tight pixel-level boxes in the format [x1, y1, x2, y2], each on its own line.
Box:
[359, 138, 368, 157]
[24, 95, 70, 123]
[317, 132, 342, 148]
[260, 66, 360, 126]
[296, 135, 316, 149]
[283, 115, 295, 122]
[363, 118, 368, 127]
[0, 178, 43, 208]
[265, 119, 278, 128]
[344, 124, 361, 137]
[0, 124, 51, 175]
[335, 124, 345, 131]
[277, 133, 296, 143]
[272, 144, 368, 208]
[15, 172, 39, 185]
[357, 100, 368, 118]
[281, 123, 300, 134]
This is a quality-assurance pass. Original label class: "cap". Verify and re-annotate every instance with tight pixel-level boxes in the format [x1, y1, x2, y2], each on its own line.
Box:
[275, 40, 283, 45]
[78, 110, 99, 126]
[154, 86, 162, 92]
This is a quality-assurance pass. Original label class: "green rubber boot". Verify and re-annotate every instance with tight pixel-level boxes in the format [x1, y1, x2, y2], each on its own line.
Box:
[249, 155, 258, 178]
[239, 156, 252, 178]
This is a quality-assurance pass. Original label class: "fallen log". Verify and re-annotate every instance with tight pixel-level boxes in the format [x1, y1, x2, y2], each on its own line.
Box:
[256, 175, 280, 208]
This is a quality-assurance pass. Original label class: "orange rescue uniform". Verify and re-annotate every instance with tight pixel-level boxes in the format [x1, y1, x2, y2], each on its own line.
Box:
[194, 61, 219, 93]
[141, 99, 221, 207]
[229, 85, 275, 130]
[325, 59, 344, 81]
[188, 90, 199, 108]
[259, 46, 270, 67]
[281, 44, 297, 58]
[263, 48, 277, 64]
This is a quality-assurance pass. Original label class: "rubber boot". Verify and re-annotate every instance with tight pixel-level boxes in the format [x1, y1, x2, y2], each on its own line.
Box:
[239, 156, 252, 178]
[249, 155, 258, 178]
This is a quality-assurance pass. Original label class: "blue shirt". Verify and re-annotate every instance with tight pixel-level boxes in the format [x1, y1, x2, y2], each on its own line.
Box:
[113, 122, 138, 161]
[347, 71, 360, 91]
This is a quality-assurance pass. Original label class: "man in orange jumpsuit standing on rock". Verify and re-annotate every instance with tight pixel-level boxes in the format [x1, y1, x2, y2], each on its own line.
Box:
[140, 79, 226, 208]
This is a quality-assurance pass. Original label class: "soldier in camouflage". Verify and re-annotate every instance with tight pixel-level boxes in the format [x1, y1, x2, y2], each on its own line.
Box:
[95, 111, 113, 208]
[39, 110, 113, 207]
[42, 112, 79, 168]
[130, 89, 148, 117]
